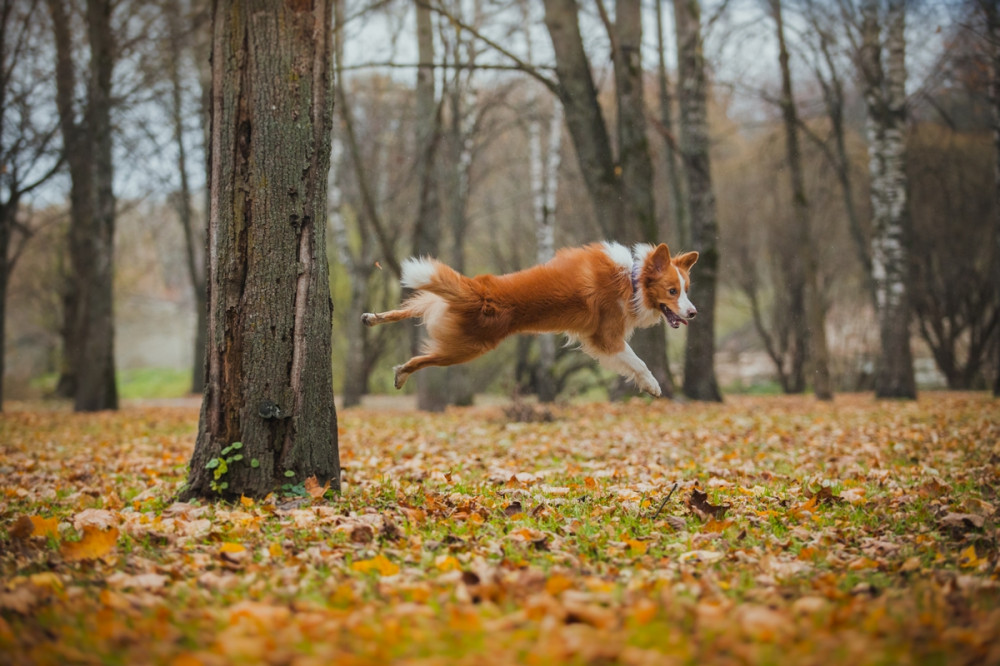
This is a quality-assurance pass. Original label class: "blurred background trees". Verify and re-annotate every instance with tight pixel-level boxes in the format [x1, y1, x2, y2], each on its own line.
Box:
[2, 0, 998, 410]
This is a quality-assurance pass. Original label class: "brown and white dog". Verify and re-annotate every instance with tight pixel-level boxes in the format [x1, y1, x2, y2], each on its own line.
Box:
[362, 242, 698, 396]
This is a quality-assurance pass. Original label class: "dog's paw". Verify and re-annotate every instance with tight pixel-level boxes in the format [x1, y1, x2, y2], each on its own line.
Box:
[638, 376, 661, 397]
[361, 313, 375, 326]
[393, 365, 410, 389]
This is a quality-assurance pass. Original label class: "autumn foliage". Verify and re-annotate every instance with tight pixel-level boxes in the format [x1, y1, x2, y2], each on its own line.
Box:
[1, 394, 999, 664]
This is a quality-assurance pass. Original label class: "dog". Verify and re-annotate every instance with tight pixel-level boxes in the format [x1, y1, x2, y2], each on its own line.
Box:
[361, 242, 698, 396]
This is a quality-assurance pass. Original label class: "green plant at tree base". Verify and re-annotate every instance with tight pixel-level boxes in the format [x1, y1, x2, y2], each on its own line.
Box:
[204, 442, 260, 493]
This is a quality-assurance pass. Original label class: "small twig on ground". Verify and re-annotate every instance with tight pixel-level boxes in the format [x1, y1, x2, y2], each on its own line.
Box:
[651, 482, 679, 520]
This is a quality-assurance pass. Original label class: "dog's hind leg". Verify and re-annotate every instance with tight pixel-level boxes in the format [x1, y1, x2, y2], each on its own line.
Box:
[393, 348, 486, 389]
[361, 308, 416, 327]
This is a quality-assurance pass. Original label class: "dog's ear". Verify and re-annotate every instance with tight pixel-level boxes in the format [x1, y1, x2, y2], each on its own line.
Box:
[648, 243, 671, 273]
[674, 251, 699, 272]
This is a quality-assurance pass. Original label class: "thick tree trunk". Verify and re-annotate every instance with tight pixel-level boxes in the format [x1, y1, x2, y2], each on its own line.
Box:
[862, 0, 916, 399]
[674, 0, 722, 402]
[772, 0, 832, 400]
[181, 0, 339, 500]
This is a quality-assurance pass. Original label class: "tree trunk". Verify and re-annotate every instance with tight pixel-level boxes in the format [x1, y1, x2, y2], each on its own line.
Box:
[772, 0, 832, 400]
[181, 0, 339, 500]
[674, 0, 722, 402]
[531, 99, 562, 403]
[655, 0, 689, 249]
[411, 0, 448, 412]
[862, 0, 916, 399]
[613, 0, 673, 399]
[47, 0, 119, 411]
[986, 0, 1000, 397]
[165, 0, 207, 396]
[543, 0, 623, 237]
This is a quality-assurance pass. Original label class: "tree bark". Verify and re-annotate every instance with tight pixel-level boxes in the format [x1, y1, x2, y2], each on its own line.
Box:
[771, 0, 832, 400]
[674, 0, 722, 402]
[861, 0, 916, 399]
[531, 99, 562, 403]
[181, 0, 339, 500]
[655, 0, 689, 249]
[411, 0, 450, 412]
[543, 0, 623, 237]
[985, 0, 1000, 397]
[47, 0, 119, 411]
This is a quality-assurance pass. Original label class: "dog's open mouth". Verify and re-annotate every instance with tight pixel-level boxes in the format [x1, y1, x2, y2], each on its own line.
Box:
[659, 304, 688, 329]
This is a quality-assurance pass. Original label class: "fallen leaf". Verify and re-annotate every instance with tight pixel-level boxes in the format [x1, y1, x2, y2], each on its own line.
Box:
[351, 554, 399, 576]
[61, 526, 119, 561]
[304, 476, 330, 500]
[687, 488, 731, 520]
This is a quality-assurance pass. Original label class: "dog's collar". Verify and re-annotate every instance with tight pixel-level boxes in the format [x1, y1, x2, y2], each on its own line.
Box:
[630, 262, 641, 297]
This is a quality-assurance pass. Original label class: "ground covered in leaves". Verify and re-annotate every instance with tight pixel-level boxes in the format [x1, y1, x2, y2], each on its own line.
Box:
[1, 393, 999, 665]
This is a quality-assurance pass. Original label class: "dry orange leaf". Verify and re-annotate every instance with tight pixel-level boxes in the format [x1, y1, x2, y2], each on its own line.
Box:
[584, 476, 598, 490]
[10, 515, 59, 540]
[304, 476, 330, 500]
[545, 573, 574, 595]
[435, 555, 461, 572]
[61, 526, 119, 561]
[351, 554, 399, 576]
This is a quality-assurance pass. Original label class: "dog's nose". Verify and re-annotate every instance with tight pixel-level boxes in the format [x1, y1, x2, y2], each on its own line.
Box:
[686, 308, 697, 319]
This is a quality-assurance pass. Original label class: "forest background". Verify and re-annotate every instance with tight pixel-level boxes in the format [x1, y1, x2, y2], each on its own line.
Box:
[1, 0, 998, 409]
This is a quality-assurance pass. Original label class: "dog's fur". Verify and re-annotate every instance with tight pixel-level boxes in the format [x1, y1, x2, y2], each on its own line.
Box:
[362, 242, 698, 396]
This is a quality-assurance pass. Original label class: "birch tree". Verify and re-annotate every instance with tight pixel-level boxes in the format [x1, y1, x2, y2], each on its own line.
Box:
[181, 0, 339, 500]
[860, 0, 916, 399]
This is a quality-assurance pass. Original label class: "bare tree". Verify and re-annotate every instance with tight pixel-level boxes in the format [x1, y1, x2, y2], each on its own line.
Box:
[860, 0, 916, 399]
[675, 0, 722, 401]
[181, 0, 339, 500]
[984, 0, 1000, 397]
[770, 0, 832, 400]
[0, 0, 62, 409]
[46, 0, 119, 411]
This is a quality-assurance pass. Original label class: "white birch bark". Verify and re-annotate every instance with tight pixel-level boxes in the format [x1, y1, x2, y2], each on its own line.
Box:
[861, 0, 916, 398]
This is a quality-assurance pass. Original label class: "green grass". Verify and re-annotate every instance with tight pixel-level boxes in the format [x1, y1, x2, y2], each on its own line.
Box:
[29, 367, 193, 401]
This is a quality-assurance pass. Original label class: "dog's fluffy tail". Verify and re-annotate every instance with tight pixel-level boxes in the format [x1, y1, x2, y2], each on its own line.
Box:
[401, 256, 472, 302]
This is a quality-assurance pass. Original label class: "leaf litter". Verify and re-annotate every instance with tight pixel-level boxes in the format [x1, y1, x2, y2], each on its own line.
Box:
[1, 393, 999, 664]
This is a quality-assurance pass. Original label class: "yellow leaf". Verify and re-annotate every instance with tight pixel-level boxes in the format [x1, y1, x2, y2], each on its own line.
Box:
[219, 542, 246, 554]
[351, 554, 399, 576]
[61, 526, 119, 561]
[958, 545, 981, 568]
[30, 516, 60, 539]
[435, 555, 461, 572]
[239, 495, 254, 508]
[624, 538, 649, 554]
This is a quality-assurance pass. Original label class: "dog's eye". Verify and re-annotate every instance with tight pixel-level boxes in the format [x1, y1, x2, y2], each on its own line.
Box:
[669, 288, 678, 296]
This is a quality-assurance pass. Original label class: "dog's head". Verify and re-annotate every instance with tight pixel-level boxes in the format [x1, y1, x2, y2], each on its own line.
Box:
[639, 244, 699, 329]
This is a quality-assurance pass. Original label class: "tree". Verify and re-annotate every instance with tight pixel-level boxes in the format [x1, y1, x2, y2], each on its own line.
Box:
[180, 0, 339, 500]
[769, 0, 832, 400]
[1, 0, 62, 409]
[543, 0, 673, 397]
[984, 0, 1000, 397]
[160, 0, 208, 395]
[860, 0, 916, 399]
[46, 0, 119, 412]
[674, 0, 722, 401]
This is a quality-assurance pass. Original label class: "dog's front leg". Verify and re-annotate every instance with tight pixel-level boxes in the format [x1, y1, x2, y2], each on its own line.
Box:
[593, 344, 661, 397]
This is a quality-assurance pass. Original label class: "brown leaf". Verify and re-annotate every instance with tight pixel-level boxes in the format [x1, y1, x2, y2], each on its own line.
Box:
[687, 488, 730, 520]
[303, 476, 330, 500]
